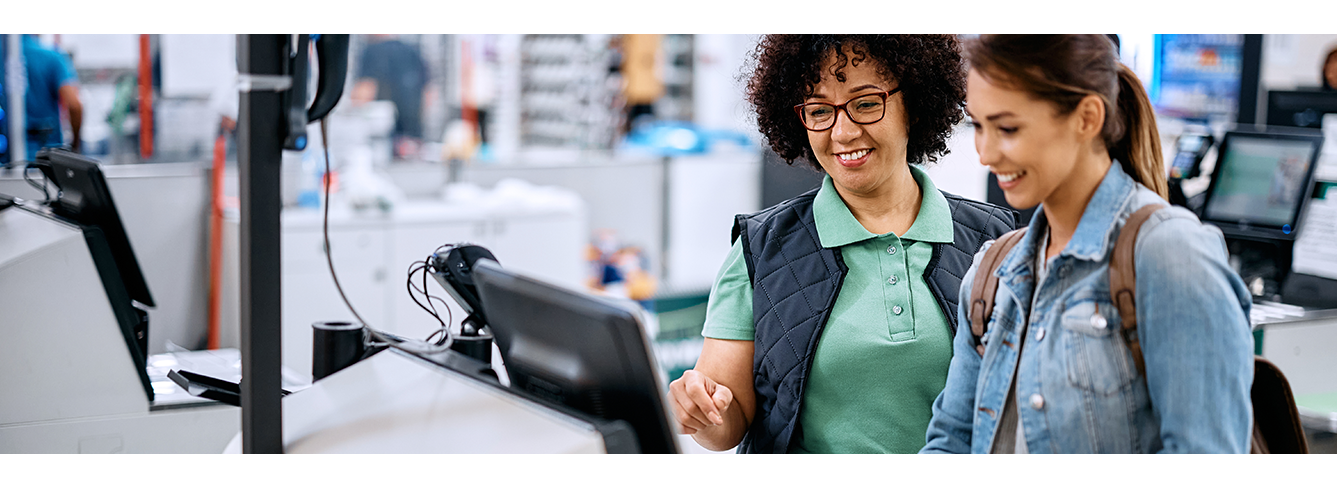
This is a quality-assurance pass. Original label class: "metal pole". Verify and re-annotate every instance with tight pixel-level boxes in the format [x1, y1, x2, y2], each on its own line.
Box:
[1238, 34, 1264, 127]
[237, 33, 286, 454]
[6, 34, 25, 165]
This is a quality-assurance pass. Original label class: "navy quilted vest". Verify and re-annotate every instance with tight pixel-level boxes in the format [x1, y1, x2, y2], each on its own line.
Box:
[730, 187, 1016, 453]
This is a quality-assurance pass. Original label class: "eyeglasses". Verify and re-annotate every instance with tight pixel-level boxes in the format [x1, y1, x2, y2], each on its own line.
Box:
[793, 87, 903, 132]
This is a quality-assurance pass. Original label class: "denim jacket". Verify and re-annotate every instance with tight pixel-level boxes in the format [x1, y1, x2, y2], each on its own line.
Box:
[921, 163, 1255, 454]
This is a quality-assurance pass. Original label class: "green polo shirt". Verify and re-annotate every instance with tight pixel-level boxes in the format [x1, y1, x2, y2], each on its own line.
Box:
[701, 165, 955, 454]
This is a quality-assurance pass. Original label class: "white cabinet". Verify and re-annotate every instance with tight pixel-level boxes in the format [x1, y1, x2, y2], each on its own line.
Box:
[280, 225, 391, 375]
[483, 214, 586, 288]
[221, 199, 586, 383]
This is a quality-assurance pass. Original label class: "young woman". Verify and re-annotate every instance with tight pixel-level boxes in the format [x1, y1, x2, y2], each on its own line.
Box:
[921, 34, 1254, 454]
[668, 35, 1016, 454]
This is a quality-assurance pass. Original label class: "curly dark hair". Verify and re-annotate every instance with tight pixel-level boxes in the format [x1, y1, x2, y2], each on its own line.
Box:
[745, 35, 967, 171]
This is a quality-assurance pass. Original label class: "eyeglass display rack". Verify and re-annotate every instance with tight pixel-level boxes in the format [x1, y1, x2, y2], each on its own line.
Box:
[517, 35, 696, 152]
[519, 35, 620, 150]
[655, 35, 694, 123]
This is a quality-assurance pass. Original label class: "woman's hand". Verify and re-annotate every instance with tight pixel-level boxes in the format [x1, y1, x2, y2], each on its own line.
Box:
[672, 338, 755, 451]
[669, 369, 734, 434]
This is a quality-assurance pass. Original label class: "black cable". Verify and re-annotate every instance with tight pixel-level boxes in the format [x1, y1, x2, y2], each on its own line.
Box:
[406, 261, 444, 324]
[320, 117, 454, 354]
[23, 164, 52, 204]
[423, 257, 453, 324]
[320, 118, 371, 329]
[405, 258, 454, 342]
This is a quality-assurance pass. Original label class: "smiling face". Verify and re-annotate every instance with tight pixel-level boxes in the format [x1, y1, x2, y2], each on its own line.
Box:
[803, 49, 911, 200]
[965, 68, 1104, 211]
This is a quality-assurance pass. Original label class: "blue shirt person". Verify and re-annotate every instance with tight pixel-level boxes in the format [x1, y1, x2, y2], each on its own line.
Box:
[0, 35, 83, 165]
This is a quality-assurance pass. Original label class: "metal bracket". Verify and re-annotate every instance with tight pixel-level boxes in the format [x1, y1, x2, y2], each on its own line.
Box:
[238, 74, 292, 93]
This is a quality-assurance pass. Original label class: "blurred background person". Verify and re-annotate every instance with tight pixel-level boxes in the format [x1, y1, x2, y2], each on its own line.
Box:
[620, 34, 664, 134]
[351, 34, 431, 160]
[1323, 46, 1337, 91]
[0, 34, 83, 165]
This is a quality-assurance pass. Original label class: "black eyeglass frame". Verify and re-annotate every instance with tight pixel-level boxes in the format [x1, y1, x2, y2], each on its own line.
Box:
[793, 87, 903, 132]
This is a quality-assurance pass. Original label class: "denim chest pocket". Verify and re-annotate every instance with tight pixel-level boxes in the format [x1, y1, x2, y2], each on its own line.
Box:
[1059, 300, 1136, 396]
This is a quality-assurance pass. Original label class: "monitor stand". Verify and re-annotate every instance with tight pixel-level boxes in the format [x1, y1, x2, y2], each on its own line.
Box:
[1223, 235, 1337, 308]
[1226, 237, 1293, 302]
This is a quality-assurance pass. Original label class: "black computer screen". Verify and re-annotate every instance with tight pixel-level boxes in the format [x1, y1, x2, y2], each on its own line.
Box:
[1202, 131, 1323, 241]
[472, 259, 679, 454]
[34, 149, 154, 308]
[1266, 90, 1337, 129]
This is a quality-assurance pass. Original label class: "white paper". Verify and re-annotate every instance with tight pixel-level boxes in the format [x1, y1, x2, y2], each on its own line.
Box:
[1316, 115, 1337, 181]
[1293, 193, 1337, 280]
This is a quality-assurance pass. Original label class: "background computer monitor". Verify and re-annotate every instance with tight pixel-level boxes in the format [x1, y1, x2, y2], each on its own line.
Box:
[1266, 90, 1337, 129]
[1201, 130, 1324, 242]
[471, 259, 679, 454]
[1150, 34, 1246, 120]
[33, 148, 154, 308]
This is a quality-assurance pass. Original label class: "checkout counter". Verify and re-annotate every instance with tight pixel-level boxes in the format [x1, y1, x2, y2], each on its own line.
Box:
[0, 151, 240, 453]
[1173, 117, 1337, 437]
[225, 348, 611, 453]
[216, 248, 681, 453]
[0, 149, 680, 454]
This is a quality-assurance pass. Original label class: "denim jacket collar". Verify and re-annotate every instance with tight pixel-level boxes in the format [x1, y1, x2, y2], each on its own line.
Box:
[996, 162, 1136, 281]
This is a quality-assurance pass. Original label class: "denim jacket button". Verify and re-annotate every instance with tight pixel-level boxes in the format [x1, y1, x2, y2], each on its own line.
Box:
[1091, 313, 1107, 329]
[1030, 394, 1044, 410]
[1036, 328, 1045, 341]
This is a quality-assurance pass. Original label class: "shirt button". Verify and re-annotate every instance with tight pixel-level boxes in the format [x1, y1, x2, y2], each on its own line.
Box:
[893, 305, 904, 315]
[887, 245, 897, 255]
[1030, 394, 1044, 410]
[888, 275, 898, 285]
[1036, 328, 1046, 341]
[1091, 313, 1107, 329]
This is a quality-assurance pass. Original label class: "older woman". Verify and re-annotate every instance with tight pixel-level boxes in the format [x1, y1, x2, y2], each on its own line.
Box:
[668, 35, 1016, 453]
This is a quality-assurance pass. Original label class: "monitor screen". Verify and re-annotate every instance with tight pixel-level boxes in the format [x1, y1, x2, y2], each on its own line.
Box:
[1266, 90, 1337, 129]
[33, 149, 154, 308]
[472, 259, 679, 454]
[1151, 34, 1244, 120]
[1202, 131, 1323, 241]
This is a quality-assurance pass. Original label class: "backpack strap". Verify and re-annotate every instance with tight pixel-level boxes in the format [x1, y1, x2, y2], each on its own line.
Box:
[969, 228, 1028, 356]
[1108, 204, 1165, 377]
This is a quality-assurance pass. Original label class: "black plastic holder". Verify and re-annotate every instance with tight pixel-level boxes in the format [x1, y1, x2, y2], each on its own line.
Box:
[312, 321, 368, 382]
[449, 315, 493, 364]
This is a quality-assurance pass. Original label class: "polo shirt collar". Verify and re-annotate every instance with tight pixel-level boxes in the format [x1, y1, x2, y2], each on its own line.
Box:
[814, 165, 955, 249]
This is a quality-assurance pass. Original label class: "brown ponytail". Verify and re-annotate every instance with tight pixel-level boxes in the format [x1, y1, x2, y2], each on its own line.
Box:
[1111, 64, 1168, 199]
[966, 35, 1168, 199]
